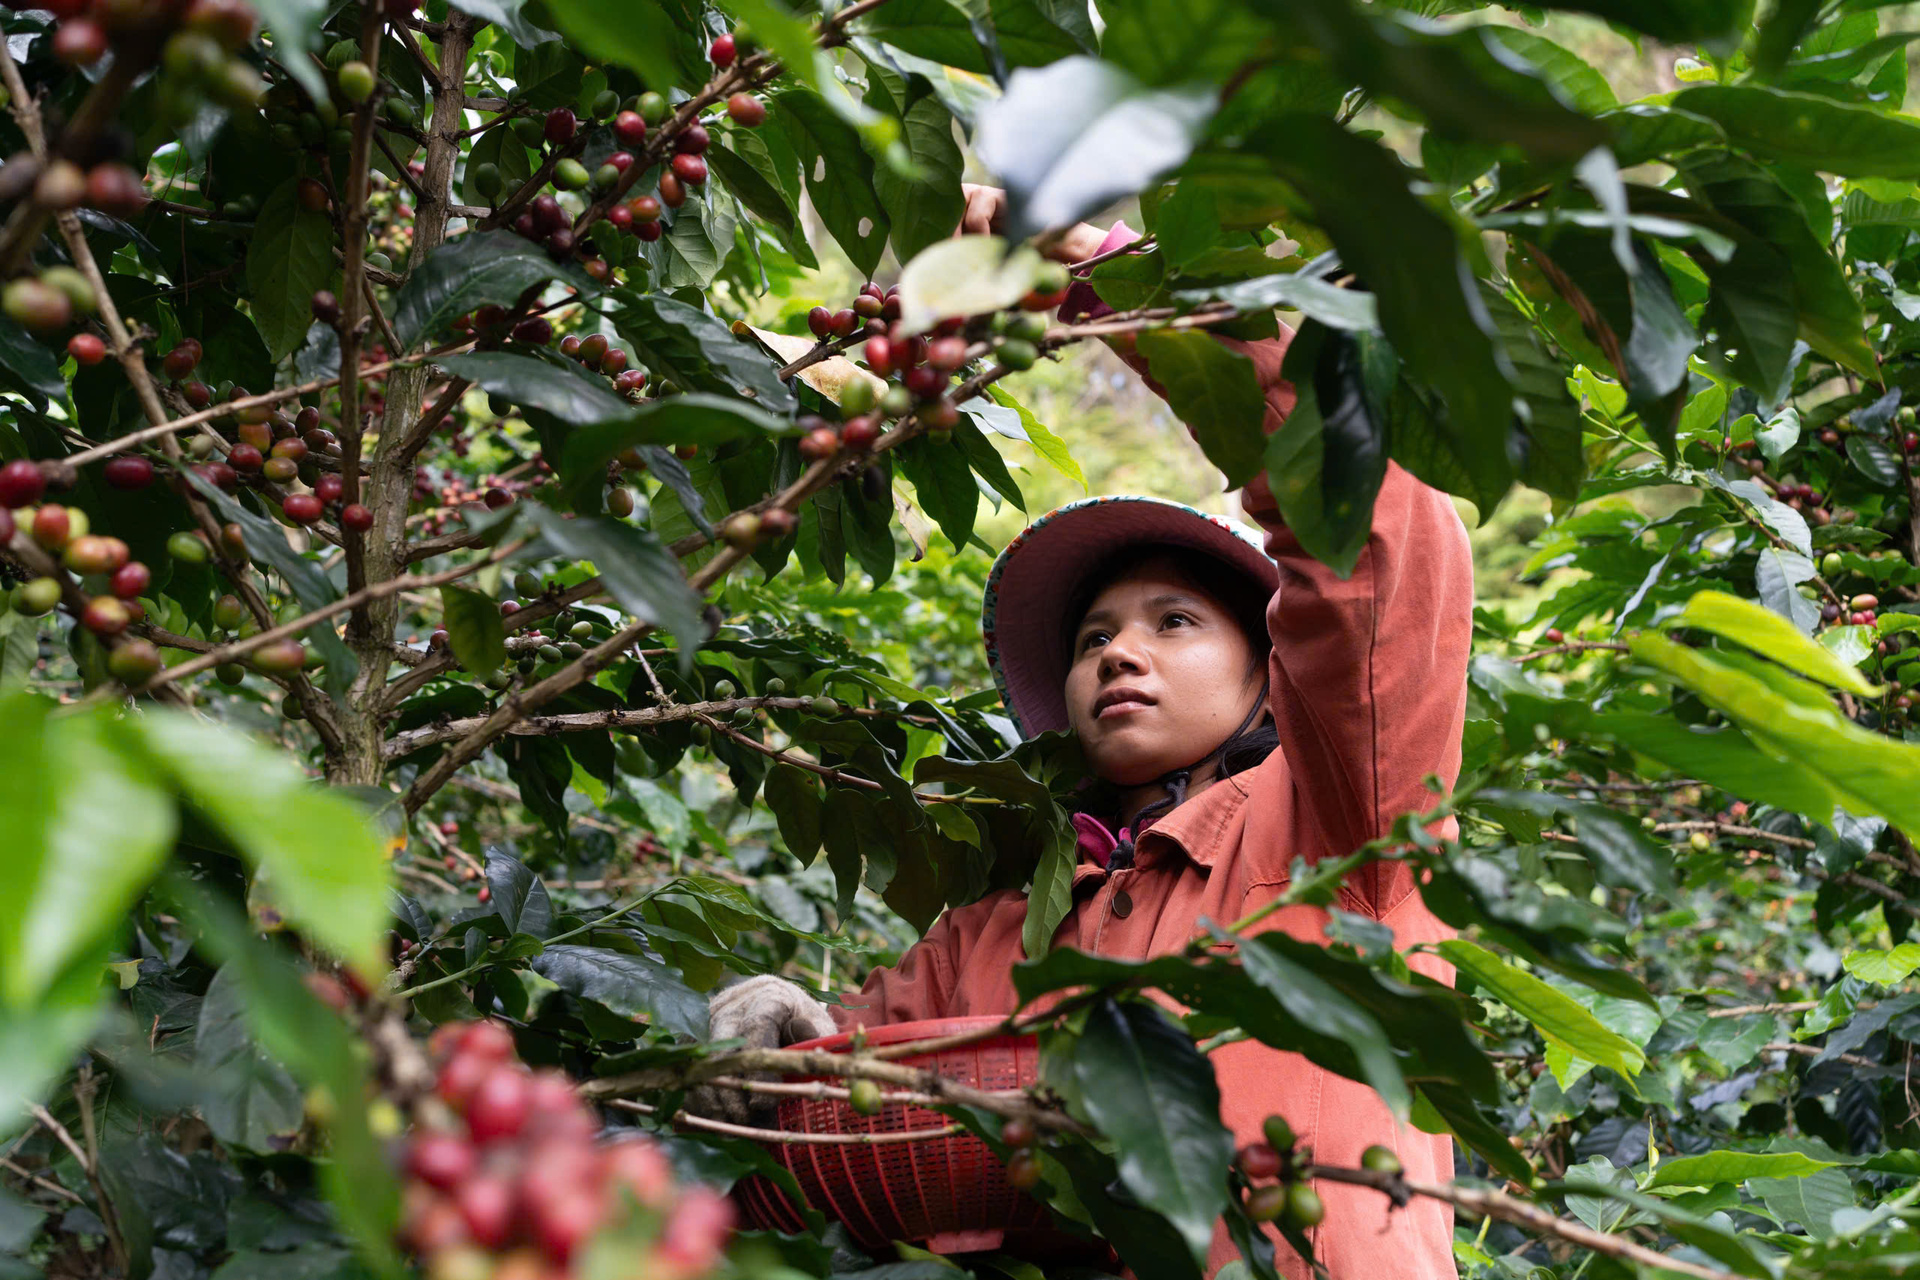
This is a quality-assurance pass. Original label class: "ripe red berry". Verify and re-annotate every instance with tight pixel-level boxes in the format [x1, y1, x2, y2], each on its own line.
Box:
[709, 31, 737, 66]
[1906, 431, 1919, 452]
[405, 1131, 477, 1191]
[312, 290, 340, 325]
[613, 110, 648, 147]
[1237, 1142, 1283, 1179]
[283, 493, 323, 524]
[726, 93, 766, 126]
[905, 364, 947, 399]
[511, 316, 553, 346]
[1000, 1116, 1037, 1148]
[674, 123, 710, 156]
[628, 194, 662, 222]
[830, 309, 858, 338]
[296, 177, 330, 213]
[228, 443, 263, 472]
[670, 153, 707, 184]
[454, 1174, 517, 1249]
[864, 336, 896, 376]
[314, 473, 344, 504]
[1006, 1148, 1042, 1191]
[476, 885, 492, 902]
[82, 596, 131, 637]
[658, 171, 687, 207]
[807, 306, 832, 338]
[67, 332, 106, 365]
[53, 17, 107, 66]
[635, 220, 663, 242]
[103, 456, 152, 491]
[841, 415, 880, 451]
[797, 425, 840, 462]
[162, 340, 202, 379]
[927, 335, 968, 371]
[544, 107, 576, 147]
[607, 203, 633, 231]
[0, 459, 44, 509]
[109, 561, 150, 600]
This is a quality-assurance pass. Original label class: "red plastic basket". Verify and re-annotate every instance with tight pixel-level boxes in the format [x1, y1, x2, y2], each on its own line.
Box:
[731, 1016, 1098, 1259]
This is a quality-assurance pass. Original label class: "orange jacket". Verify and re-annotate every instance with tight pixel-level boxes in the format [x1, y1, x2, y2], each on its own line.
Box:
[831, 294, 1475, 1280]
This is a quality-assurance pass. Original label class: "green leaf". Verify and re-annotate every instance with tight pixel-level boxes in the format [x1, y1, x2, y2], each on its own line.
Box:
[1847, 433, 1903, 486]
[1481, 27, 1617, 114]
[1233, 930, 1408, 1115]
[1475, 788, 1678, 897]
[520, 506, 705, 668]
[1530, 0, 1753, 44]
[974, 57, 1214, 243]
[484, 851, 553, 938]
[1137, 329, 1268, 489]
[537, 0, 698, 100]
[762, 764, 823, 865]
[0, 315, 67, 405]
[1630, 633, 1920, 836]
[1439, 938, 1647, 1079]
[1676, 589, 1884, 696]
[1262, 323, 1389, 575]
[607, 289, 795, 412]
[131, 712, 391, 978]
[1675, 85, 1920, 179]
[193, 966, 304, 1153]
[1069, 1000, 1233, 1265]
[1843, 943, 1920, 984]
[643, 184, 740, 290]
[707, 130, 816, 269]
[896, 236, 1047, 336]
[252, 0, 329, 103]
[530, 944, 708, 1038]
[448, 0, 556, 47]
[439, 586, 505, 676]
[245, 179, 335, 361]
[0, 698, 174, 1010]
[1020, 822, 1074, 960]
[391, 231, 598, 350]
[1677, 153, 1875, 378]
[857, 0, 1092, 75]
[770, 89, 890, 278]
[439, 351, 633, 424]
[1751, 1167, 1855, 1237]
[1171, 271, 1379, 332]
[559, 394, 794, 514]
[985, 384, 1084, 489]
[867, 73, 967, 266]
[1649, 1149, 1841, 1189]
[893, 435, 979, 553]
[1256, 116, 1516, 503]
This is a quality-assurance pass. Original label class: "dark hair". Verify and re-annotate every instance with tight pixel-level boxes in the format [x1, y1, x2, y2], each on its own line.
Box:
[1063, 543, 1280, 820]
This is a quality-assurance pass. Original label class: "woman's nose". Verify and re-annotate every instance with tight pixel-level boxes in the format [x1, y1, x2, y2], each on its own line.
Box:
[1098, 626, 1148, 678]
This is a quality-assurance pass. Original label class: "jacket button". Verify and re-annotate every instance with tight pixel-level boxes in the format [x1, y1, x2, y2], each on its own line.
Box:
[1112, 890, 1132, 918]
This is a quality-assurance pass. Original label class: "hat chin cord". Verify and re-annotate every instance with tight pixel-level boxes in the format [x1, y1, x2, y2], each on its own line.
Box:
[1108, 676, 1270, 869]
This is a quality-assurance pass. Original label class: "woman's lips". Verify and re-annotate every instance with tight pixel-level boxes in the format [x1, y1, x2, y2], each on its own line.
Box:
[1097, 699, 1153, 720]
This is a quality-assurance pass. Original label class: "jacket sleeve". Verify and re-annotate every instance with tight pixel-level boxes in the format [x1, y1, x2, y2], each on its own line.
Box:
[829, 908, 961, 1031]
[1081, 223, 1474, 892]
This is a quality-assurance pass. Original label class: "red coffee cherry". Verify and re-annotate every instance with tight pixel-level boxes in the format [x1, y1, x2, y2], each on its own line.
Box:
[283, 493, 324, 525]
[709, 31, 736, 66]
[340, 503, 373, 532]
[543, 107, 576, 147]
[613, 110, 647, 147]
[67, 332, 107, 365]
[670, 153, 707, 185]
[726, 94, 766, 126]
[103, 456, 152, 490]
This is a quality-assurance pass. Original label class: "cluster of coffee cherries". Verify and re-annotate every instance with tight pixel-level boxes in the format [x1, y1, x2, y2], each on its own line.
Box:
[784, 271, 1068, 466]
[1233, 1114, 1398, 1229]
[400, 1021, 733, 1280]
[146, 340, 369, 532]
[0, 457, 166, 680]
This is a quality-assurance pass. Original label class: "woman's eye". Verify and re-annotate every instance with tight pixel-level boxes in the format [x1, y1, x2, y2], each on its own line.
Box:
[1162, 612, 1193, 629]
[1080, 631, 1108, 651]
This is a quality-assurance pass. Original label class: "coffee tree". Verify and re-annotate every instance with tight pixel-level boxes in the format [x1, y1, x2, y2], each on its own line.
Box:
[9, 0, 1920, 1276]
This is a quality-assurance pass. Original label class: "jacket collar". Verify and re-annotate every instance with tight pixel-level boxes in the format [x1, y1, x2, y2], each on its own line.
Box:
[1070, 770, 1254, 875]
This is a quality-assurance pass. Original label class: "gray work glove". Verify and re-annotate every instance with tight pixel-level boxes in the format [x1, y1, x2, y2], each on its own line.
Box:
[687, 975, 838, 1126]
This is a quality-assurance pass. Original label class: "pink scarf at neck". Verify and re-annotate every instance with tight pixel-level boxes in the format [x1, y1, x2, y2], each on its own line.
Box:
[1071, 810, 1146, 868]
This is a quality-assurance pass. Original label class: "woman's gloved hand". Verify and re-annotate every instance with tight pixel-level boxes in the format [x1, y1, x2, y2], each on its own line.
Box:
[686, 975, 838, 1125]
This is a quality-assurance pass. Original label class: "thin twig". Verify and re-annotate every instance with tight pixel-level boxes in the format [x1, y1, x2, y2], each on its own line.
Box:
[608, 1098, 965, 1145]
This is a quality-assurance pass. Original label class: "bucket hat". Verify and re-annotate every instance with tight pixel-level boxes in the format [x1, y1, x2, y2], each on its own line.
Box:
[982, 496, 1279, 738]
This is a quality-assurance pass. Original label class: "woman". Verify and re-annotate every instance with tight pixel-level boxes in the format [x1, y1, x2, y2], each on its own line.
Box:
[704, 193, 1475, 1279]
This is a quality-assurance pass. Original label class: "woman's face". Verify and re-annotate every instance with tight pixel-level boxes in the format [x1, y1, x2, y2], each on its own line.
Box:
[1064, 555, 1265, 787]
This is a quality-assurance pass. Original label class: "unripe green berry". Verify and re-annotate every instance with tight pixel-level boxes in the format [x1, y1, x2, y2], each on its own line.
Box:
[1359, 1145, 1402, 1175]
[847, 1079, 884, 1115]
[810, 695, 839, 715]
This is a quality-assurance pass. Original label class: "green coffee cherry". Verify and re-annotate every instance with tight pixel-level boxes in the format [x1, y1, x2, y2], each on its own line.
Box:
[810, 695, 839, 715]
